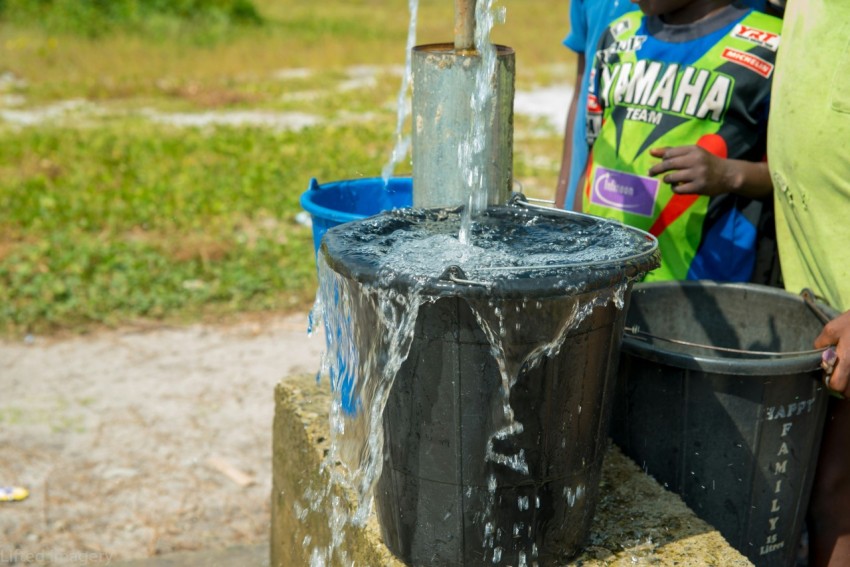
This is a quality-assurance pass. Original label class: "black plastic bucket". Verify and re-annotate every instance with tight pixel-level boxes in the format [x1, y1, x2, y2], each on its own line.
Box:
[610, 281, 834, 567]
[320, 202, 659, 566]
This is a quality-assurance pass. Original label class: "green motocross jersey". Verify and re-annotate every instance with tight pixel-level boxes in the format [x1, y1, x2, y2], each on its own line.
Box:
[582, 6, 781, 282]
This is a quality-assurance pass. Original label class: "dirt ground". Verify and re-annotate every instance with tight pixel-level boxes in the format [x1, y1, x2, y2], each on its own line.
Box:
[0, 311, 325, 565]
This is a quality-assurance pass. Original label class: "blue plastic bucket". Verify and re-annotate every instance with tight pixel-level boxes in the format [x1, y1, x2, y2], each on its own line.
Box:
[302, 176, 412, 415]
[299, 176, 413, 255]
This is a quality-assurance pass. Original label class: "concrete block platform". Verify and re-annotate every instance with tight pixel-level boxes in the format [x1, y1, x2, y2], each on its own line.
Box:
[271, 374, 753, 566]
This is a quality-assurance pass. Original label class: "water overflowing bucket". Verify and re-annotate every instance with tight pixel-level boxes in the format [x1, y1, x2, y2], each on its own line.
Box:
[299, 176, 413, 255]
[610, 281, 833, 567]
[318, 200, 659, 565]
[300, 176, 412, 414]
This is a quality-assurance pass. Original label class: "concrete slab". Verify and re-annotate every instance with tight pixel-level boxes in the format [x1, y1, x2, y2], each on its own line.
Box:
[271, 374, 754, 566]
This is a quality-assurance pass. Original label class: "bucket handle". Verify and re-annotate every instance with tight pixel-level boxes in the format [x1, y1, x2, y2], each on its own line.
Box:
[439, 265, 494, 290]
[801, 288, 834, 325]
[623, 324, 827, 359]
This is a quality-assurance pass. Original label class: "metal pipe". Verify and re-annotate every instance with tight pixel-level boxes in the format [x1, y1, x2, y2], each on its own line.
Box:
[411, 43, 515, 209]
[454, 0, 476, 51]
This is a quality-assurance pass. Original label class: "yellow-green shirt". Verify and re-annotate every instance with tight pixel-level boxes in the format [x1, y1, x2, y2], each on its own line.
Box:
[768, 0, 850, 312]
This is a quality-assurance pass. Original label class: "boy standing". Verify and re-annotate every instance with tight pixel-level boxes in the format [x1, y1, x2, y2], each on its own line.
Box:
[556, 0, 779, 211]
[580, 0, 780, 282]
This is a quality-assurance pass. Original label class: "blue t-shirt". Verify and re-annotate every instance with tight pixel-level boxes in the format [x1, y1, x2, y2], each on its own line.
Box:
[562, 0, 635, 210]
[561, 0, 770, 211]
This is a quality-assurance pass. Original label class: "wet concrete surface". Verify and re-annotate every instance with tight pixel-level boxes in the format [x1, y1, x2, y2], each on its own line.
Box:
[270, 374, 754, 567]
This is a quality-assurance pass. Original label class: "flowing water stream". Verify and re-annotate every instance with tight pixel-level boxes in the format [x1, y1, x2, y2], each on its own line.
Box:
[381, 0, 419, 184]
[457, 0, 503, 246]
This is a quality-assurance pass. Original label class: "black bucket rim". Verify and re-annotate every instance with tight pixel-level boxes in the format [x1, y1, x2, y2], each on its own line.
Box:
[620, 280, 837, 376]
[319, 201, 661, 300]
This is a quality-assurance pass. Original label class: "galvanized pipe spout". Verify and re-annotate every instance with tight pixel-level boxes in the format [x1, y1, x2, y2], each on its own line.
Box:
[454, 0, 476, 52]
[411, 43, 515, 209]
[410, 0, 514, 209]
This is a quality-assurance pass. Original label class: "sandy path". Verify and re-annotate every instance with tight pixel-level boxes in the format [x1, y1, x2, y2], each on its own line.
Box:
[0, 312, 324, 565]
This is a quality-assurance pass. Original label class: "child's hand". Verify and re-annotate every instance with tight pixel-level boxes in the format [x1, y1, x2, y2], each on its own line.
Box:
[816, 310, 850, 398]
[648, 145, 736, 196]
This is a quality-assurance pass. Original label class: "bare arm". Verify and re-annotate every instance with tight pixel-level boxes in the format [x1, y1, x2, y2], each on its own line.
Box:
[572, 167, 587, 212]
[647, 146, 774, 200]
[555, 53, 586, 209]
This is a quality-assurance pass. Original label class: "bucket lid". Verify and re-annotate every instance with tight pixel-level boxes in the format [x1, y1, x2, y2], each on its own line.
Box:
[319, 199, 660, 299]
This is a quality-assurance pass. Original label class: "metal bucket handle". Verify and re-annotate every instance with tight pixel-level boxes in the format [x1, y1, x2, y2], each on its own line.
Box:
[801, 287, 834, 325]
[623, 287, 836, 360]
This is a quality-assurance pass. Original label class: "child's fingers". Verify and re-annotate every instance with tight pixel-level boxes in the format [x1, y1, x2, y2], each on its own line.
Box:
[649, 146, 699, 176]
[669, 180, 700, 194]
[662, 171, 689, 186]
[660, 170, 700, 193]
[651, 145, 695, 159]
[649, 155, 689, 177]
[826, 355, 849, 398]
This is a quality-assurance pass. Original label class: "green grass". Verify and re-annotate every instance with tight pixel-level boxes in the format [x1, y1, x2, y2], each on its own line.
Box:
[0, 121, 398, 334]
[0, 0, 573, 337]
[0, 0, 264, 39]
[0, 0, 573, 100]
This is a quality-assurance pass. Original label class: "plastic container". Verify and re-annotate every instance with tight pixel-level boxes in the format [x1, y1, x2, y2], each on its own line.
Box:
[320, 202, 660, 565]
[610, 281, 834, 567]
[302, 176, 411, 414]
[299, 176, 412, 255]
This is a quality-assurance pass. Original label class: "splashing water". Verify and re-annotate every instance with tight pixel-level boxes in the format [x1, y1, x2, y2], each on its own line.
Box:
[351, 207, 656, 285]
[469, 285, 627, 565]
[381, 0, 419, 184]
[458, 0, 506, 246]
[305, 253, 428, 565]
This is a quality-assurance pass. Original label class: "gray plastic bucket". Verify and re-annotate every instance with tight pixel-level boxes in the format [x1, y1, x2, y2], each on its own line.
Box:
[610, 281, 834, 567]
